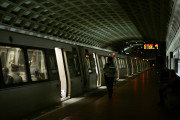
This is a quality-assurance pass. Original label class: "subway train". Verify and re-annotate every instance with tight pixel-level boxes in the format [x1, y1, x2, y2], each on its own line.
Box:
[0, 29, 150, 120]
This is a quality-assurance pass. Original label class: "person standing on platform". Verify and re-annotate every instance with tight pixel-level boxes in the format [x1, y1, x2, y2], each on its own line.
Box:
[104, 57, 116, 98]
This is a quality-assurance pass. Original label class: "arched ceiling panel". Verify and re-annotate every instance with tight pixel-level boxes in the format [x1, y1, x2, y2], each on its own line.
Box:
[0, 0, 141, 48]
[0, 0, 172, 56]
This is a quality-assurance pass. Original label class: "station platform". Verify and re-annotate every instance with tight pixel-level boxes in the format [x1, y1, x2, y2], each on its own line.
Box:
[28, 69, 179, 120]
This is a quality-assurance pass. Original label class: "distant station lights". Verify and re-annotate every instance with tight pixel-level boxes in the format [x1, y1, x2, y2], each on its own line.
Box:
[109, 53, 116, 56]
[144, 44, 158, 49]
[142, 59, 148, 61]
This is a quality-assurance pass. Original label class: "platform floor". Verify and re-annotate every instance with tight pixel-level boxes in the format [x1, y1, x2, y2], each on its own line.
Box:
[32, 69, 180, 120]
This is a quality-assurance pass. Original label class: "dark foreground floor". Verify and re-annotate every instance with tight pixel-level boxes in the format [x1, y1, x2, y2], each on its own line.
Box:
[32, 69, 180, 120]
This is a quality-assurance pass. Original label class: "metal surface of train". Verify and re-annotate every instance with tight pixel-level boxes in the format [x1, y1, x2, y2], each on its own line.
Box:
[0, 29, 150, 120]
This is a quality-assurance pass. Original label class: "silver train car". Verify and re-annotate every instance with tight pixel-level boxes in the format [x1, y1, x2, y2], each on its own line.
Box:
[0, 29, 150, 120]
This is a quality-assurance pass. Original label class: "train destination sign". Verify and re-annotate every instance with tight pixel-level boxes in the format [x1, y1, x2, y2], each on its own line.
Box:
[144, 44, 158, 49]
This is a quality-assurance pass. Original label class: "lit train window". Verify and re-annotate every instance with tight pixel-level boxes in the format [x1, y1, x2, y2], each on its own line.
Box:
[120, 59, 123, 68]
[121, 59, 123, 68]
[27, 49, 48, 81]
[123, 59, 125, 68]
[0, 46, 28, 85]
[101, 56, 106, 68]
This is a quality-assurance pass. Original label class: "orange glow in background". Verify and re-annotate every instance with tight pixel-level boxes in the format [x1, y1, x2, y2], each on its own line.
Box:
[146, 71, 149, 82]
[134, 78, 137, 96]
[142, 73, 145, 93]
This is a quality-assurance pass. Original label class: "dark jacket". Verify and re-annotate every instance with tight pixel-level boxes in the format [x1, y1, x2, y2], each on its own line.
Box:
[104, 63, 116, 77]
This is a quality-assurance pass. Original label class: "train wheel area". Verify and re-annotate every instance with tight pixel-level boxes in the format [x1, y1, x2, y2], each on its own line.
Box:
[23, 69, 179, 120]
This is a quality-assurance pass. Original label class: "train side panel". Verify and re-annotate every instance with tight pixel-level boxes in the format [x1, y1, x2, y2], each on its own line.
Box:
[0, 81, 60, 120]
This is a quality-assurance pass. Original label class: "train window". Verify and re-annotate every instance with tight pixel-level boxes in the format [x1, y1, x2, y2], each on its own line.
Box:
[0, 46, 28, 85]
[122, 59, 125, 68]
[27, 49, 48, 81]
[120, 59, 123, 68]
[123, 59, 126, 68]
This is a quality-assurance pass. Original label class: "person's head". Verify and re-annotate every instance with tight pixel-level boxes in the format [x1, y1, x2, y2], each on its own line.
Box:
[2, 67, 9, 75]
[31, 56, 36, 62]
[107, 57, 113, 63]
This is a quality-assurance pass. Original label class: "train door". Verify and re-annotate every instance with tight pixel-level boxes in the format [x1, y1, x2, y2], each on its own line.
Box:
[126, 58, 129, 76]
[140, 60, 142, 72]
[114, 57, 119, 80]
[100, 56, 106, 85]
[118, 58, 120, 69]
[118, 58, 121, 76]
[93, 53, 101, 87]
[142, 60, 144, 71]
[136, 59, 138, 73]
[129, 59, 132, 75]
[175, 59, 180, 76]
[105, 57, 108, 63]
[55, 48, 70, 101]
[101, 56, 106, 68]
[131, 59, 134, 74]
[83, 49, 97, 91]
[66, 48, 83, 97]
[140, 60, 143, 71]
[127, 59, 131, 75]
[141, 60, 144, 71]
[138, 60, 141, 72]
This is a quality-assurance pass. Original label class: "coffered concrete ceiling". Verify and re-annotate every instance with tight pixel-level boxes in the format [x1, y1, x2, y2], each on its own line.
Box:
[0, 0, 172, 55]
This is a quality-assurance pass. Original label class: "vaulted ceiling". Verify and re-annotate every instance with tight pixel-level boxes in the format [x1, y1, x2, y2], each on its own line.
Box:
[0, 0, 172, 57]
